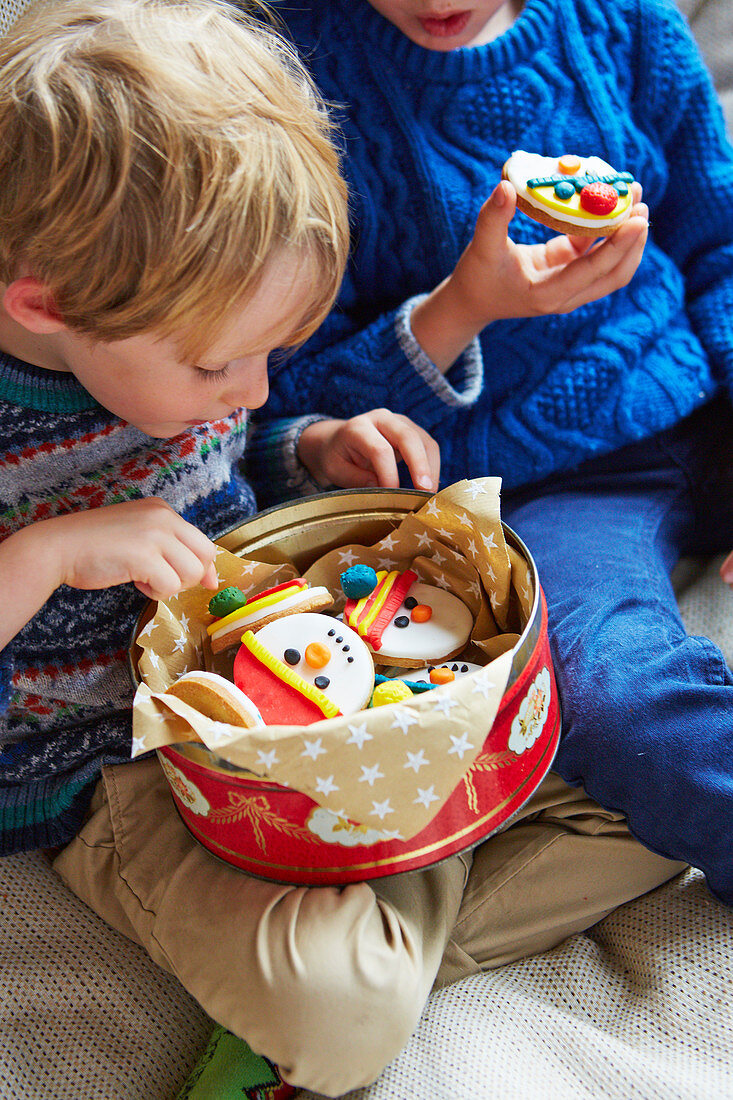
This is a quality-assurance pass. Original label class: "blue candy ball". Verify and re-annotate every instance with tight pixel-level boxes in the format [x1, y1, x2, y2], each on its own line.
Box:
[340, 564, 378, 599]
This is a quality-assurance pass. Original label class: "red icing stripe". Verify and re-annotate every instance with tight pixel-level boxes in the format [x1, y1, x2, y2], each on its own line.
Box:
[367, 569, 417, 650]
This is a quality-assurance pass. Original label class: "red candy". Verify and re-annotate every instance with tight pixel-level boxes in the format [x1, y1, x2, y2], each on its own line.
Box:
[579, 182, 619, 216]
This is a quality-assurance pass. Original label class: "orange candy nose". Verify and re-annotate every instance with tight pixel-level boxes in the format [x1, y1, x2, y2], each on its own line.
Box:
[558, 154, 581, 175]
[430, 667, 455, 684]
[410, 604, 432, 623]
[305, 642, 331, 668]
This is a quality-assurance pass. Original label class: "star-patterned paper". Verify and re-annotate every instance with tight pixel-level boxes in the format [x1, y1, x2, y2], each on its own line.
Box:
[131, 478, 533, 839]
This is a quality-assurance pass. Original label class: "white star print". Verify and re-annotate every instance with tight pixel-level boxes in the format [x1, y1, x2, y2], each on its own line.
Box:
[414, 785, 440, 808]
[130, 735, 148, 757]
[147, 651, 161, 670]
[467, 579, 481, 599]
[137, 620, 155, 640]
[172, 634, 187, 654]
[436, 527, 453, 540]
[465, 481, 488, 501]
[338, 548, 358, 566]
[377, 557, 397, 570]
[456, 511, 472, 527]
[315, 774, 339, 795]
[472, 677, 496, 699]
[433, 695, 460, 717]
[482, 531, 498, 552]
[391, 709, 419, 734]
[179, 613, 190, 633]
[404, 749, 429, 773]
[416, 531, 433, 550]
[301, 737, 326, 760]
[256, 748, 279, 769]
[347, 722, 372, 749]
[425, 499, 440, 518]
[467, 539, 478, 558]
[371, 799, 394, 820]
[379, 532, 398, 551]
[448, 733, 473, 759]
[359, 763, 384, 786]
[432, 548, 446, 566]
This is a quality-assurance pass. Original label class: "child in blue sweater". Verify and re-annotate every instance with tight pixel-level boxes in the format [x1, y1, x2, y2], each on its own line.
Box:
[260, 0, 733, 909]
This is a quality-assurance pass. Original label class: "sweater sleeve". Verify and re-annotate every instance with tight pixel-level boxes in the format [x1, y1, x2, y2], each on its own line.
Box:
[245, 414, 325, 508]
[639, 0, 733, 393]
[0, 644, 12, 717]
[261, 296, 484, 438]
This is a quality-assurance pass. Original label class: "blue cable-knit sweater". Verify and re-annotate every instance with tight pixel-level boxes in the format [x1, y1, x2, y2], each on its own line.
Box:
[253, 0, 733, 500]
[0, 355, 301, 853]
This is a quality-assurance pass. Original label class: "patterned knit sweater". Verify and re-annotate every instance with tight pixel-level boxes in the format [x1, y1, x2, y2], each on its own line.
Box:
[256, 0, 733, 501]
[0, 355, 301, 853]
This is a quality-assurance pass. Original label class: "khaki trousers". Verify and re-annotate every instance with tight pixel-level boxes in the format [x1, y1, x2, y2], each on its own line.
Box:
[53, 757, 684, 1097]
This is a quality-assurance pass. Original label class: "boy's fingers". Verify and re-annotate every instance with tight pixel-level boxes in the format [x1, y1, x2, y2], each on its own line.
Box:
[720, 553, 733, 584]
[474, 181, 517, 252]
[541, 215, 647, 309]
[134, 559, 186, 602]
[367, 413, 440, 491]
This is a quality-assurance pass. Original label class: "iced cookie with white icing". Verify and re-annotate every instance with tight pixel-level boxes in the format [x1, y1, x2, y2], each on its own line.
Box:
[342, 567, 473, 668]
[206, 578, 333, 654]
[502, 151, 636, 236]
[233, 612, 374, 724]
[165, 670, 264, 727]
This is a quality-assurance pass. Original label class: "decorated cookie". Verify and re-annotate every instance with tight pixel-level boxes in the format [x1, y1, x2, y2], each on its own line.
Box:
[165, 670, 264, 728]
[342, 567, 473, 668]
[406, 661, 485, 686]
[502, 151, 636, 236]
[206, 578, 334, 654]
[233, 612, 374, 724]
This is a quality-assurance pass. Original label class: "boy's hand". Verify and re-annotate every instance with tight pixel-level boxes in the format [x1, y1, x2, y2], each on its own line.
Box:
[411, 180, 649, 371]
[720, 552, 733, 587]
[45, 498, 218, 601]
[0, 499, 217, 651]
[298, 410, 440, 493]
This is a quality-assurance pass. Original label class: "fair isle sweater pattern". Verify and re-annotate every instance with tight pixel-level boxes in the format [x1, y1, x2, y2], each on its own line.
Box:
[0, 354, 263, 853]
[259, 0, 733, 502]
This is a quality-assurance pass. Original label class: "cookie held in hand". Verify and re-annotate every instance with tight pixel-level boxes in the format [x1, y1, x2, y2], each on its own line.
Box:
[502, 151, 636, 237]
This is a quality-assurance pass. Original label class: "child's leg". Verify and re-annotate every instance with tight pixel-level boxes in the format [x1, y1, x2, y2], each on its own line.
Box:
[503, 399, 733, 907]
[437, 771, 684, 984]
[52, 756, 467, 1098]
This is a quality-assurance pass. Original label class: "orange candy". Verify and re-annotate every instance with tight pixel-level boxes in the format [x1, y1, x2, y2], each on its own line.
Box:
[305, 642, 331, 669]
[558, 154, 581, 175]
[410, 604, 433, 623]
[430, 667, 455, 685]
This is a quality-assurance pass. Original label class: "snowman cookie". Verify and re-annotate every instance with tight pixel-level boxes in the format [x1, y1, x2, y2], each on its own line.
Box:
[206, 578, 333, 654]
[342, 567, 473, 668]
[502, 151, 636, 236]
[233, 612, 374, 725]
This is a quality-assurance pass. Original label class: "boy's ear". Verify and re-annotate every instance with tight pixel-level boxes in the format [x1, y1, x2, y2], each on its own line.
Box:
[3, 276, 65, 333]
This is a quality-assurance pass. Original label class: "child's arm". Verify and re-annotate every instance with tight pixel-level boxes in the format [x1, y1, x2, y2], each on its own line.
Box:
[411, 182, 649, 372]
[0, 499, 218, 652]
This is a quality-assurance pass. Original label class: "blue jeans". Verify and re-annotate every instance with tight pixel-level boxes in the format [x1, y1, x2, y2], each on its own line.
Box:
[503, 397, 733, 906]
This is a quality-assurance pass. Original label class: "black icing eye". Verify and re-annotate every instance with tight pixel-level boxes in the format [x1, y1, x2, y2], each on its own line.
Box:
[404, 596, 418, 610]
[461, 664, 469, 673]
[314, 675, 330, 690]
[336, 636, 343, 643]
[347, 656, 354, 663]
[395, 616, 410, 628]
[327, 629, 336, 637]
[451, 664, 459, 671]
[284, 648, 301, 665]
[343, 645, 350, 652]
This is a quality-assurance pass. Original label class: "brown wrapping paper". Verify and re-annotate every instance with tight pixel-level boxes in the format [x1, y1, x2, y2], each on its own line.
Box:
[131, 478, 532, 840]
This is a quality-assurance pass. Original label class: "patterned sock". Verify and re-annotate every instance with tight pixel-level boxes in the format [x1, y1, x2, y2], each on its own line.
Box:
[177, 1025, 295, 1100]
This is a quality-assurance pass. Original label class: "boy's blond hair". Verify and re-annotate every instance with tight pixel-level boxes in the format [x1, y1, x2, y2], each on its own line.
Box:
[0, 0, 349, 358]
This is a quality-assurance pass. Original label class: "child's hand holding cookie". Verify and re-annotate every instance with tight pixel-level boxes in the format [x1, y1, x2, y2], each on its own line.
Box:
[411, 178, 648, 372]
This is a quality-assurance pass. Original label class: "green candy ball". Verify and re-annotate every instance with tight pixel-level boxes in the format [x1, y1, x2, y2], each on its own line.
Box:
[208, 586, 247, 617]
